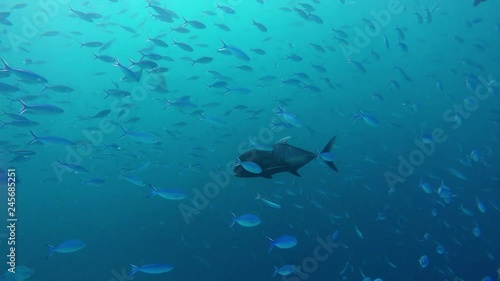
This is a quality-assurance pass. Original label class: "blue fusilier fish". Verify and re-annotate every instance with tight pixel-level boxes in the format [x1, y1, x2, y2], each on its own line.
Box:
[0, 58, 48, 84]
[147, 184, 187, 200]
[28, 130, 74, 146]
[18, 100, 64, 115]
[219, 40, 250, 62]
[230, 213, 261, 227]
[128, 263, 174, 276]
[419, 255, 429, 268]
[273, 265, 296, 277]
[267, 235, 298, 252]
[234, 136, 338, 178]
[56, 159, 90, 174]
[45, 239, 86, 259]
[114, 58, 141, 82]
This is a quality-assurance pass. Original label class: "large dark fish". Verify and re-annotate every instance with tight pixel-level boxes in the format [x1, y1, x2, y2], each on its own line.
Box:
[234, 136, 338, 178]
[473, 0, 487, 6]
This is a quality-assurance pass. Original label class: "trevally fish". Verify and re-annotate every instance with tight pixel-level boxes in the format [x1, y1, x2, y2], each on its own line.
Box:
[234, 136, 338, 178]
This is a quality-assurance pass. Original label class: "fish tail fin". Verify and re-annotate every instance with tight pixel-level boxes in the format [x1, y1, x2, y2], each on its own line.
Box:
[45, 244, 55, 260]
[315, 149, 321, 159]
[229, 212, 236, 227]
[223, 86, 230, 95]
[93, 53, 98, 60]
[113, 57, 120, 66]
[269, 120, 278, 131]
[190, 59, 196, 67]
[119, 125, 127, 138]
[128, 264, 139, 276]
[266, 237, 274, 252]
[0, 58, 10, 71]
[276, 104, 284, 115]
[27, 130, 38, 145]
[321, 136, 338, 172]
[128, 58, 134, 65]
[41, 84, 48, 93]
[18, 99, 27, 114]
[221, 40, 227, 48]
[272, 267, 278, 277]
[138, 51, 146, 60]
[352, 113, 361, 124]
[0, 120, 6, 130]
[163, 98, 172, 110]
[254, 193, 261, 200]
[147, 183, 157, 198]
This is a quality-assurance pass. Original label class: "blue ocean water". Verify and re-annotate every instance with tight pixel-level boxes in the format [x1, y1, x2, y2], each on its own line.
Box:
[0, 0, 499, 281]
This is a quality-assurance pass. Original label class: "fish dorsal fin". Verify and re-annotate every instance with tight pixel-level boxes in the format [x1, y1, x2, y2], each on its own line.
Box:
[276, 136, 291, 144]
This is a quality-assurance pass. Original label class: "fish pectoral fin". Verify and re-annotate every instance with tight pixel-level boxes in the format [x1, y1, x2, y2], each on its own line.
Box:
[289, 169, 301, 177]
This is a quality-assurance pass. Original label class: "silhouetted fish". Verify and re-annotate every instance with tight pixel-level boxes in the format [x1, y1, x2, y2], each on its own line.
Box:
[234, 136, 338, 178]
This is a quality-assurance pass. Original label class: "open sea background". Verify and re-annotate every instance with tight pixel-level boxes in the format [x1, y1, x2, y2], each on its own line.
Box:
[0, 0, 499, 280]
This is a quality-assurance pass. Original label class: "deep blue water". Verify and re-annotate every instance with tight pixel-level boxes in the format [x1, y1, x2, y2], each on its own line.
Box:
[0, 1, 499, 281]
